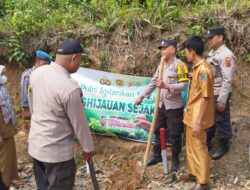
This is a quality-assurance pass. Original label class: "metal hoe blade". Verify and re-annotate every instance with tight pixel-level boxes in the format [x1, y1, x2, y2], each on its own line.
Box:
[87, 160, 100, 190]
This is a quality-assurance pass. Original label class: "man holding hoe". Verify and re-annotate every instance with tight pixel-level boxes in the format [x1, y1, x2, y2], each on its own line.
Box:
[136, 39, 189, 173]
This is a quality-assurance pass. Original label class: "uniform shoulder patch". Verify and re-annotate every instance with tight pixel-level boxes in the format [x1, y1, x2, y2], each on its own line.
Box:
[200, 68, 208, 82]
[178, 62, 186, 73]
[201, 74, 206, 81]
[225, 57, 231, 67]
[177, 61, 189, 83]
[28, 85, 32, 93]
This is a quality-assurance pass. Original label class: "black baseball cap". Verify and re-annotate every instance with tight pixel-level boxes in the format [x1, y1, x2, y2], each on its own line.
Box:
[158, 39, 177, 49]
[204, 26, 225, 39]
[56, 38, 89, 55]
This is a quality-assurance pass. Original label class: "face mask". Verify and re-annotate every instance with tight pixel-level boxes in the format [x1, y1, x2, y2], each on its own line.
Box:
[0, 75, 7, 84]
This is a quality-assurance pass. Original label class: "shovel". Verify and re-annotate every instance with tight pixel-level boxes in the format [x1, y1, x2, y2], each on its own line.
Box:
[160, 128, 168, 175]
[86, 159, 100, 190]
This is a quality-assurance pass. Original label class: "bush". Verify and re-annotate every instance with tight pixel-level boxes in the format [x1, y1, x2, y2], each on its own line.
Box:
[0, 0, 249, 64]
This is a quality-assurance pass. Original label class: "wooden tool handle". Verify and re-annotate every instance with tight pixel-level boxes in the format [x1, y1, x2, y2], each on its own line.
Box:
[143, 57, 165, 167]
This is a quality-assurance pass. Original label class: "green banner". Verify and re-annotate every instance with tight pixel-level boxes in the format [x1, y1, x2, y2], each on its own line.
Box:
[71, 68, 188, 143]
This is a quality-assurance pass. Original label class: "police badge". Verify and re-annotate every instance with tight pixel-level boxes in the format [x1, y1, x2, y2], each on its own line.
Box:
[225, 57, 231, 67]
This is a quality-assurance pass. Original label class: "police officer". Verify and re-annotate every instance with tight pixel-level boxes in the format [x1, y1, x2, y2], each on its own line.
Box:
[205, 26, 235, 160]
[28, 39, 94, 189]
[135, 40, 189, 172]
[20, 50, 51, 119]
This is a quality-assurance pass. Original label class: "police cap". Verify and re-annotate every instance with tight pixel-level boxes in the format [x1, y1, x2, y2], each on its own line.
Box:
[204, 26, 225, 39]
[158, 39, 177, 49]
[56, 38, 89, 55]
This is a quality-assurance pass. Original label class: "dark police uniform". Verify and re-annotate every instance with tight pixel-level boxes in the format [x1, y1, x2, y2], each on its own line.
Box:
[20, 68, 33, 108]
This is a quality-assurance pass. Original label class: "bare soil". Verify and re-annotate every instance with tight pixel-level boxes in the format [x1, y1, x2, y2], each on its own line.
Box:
[11, 115, 250, 190]
[3, 60, 250, 190]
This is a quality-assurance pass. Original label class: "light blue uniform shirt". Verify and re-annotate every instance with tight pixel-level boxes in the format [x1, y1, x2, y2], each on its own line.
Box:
[20, 68, 33, 108]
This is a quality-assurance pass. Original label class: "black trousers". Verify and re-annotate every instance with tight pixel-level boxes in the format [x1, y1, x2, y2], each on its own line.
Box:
[153, 106, 184, 157]
[33, 158, 76, 190]
[207, 94, 232, 143]
[0, 172, 6, 190]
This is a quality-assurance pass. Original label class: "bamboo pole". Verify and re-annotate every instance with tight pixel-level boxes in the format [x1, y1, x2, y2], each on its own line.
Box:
[142, 56, 165, 175]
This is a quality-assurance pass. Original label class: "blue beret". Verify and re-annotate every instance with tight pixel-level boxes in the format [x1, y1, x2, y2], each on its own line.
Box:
[36, 50, 52, 63]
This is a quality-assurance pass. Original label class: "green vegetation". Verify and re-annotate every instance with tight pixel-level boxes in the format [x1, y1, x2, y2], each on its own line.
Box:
[245, 54, 250, 63]
[0, 0, 249, 99]
[0, 0, 249, 66]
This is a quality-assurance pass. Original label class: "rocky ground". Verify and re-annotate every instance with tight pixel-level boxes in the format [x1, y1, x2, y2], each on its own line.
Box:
[8, 115, 250, 190]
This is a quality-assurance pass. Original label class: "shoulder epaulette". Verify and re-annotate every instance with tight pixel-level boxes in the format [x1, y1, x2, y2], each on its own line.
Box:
[177, 61, 189, 82]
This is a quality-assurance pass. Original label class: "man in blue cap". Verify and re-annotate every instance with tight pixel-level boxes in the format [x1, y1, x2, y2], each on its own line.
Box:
[20, 50, 52, 119]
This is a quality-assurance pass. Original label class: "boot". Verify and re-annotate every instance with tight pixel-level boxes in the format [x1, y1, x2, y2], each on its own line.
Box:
[0, 173, 6, 190]
[147, 144, 162, 166]
[206, 126, 215, 152]
[211, 140, 229, 160]
[207, 141, 212, 152]
[171, 154, 180, 172]
[171, 154, 180, 181]
[147, 154, 162, 166]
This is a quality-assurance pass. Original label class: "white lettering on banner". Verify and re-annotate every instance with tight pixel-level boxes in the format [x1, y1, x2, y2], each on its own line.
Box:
[80, 84, 98, 93]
